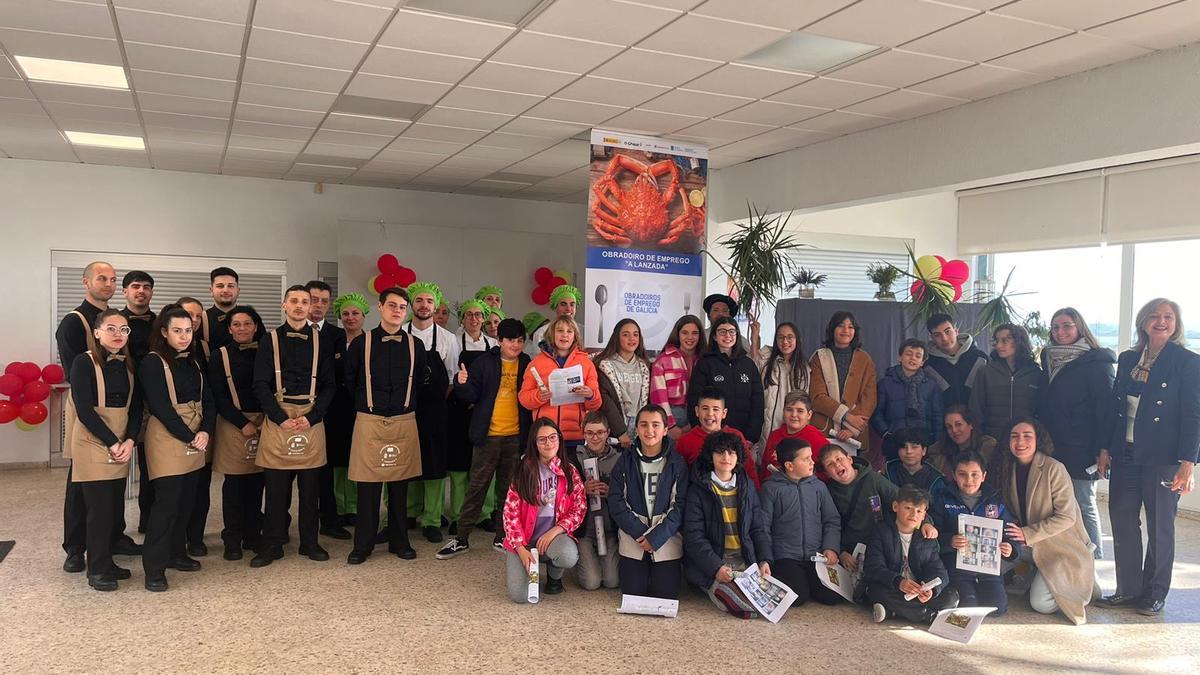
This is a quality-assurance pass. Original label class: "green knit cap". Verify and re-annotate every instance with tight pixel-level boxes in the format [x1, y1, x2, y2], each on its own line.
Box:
[332, 292, 370, 316]
[457, 298, 488, 323]
[488, 307, 506, 321]
[406, 281, 443, 309]
[475, 285, 503, 302]
[549, 284, 581, 309]
[522, 311, 547, 337]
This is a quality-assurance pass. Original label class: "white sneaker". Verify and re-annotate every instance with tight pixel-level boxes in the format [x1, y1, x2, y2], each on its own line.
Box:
[872, 603, 887, 623]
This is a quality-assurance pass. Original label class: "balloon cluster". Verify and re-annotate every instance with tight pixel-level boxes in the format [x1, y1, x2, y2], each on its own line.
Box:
[0, 361, 63, 431]
[531, 267, 571, 306]
[910, 255, 970, 303]
[369, 254, 418, 294]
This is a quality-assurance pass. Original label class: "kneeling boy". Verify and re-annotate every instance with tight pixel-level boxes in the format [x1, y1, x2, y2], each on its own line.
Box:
[864, 485, 959, 624]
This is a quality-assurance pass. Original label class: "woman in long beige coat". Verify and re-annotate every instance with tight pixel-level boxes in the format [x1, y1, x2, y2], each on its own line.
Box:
[999, 417, 1096, 625]
[809, 311, 876, 454]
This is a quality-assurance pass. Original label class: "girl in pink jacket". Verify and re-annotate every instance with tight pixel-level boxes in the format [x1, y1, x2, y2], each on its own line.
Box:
[502, 418, 588, 603]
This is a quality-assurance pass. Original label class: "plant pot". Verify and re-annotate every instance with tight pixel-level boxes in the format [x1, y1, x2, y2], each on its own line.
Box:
[798, 287, 815, 299]
[875, 290, 896, 301]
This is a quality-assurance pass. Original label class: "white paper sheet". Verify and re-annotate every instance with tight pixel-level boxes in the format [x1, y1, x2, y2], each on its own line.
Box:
[815, 560, 856, 602]
[928, 606, 997, 644]
[548, 364, 585, 406]
[957, 514, 1004, 576]
[527, 547, 539, 604]
[735, 563, 798, 624]
[618, 594, 679, 618]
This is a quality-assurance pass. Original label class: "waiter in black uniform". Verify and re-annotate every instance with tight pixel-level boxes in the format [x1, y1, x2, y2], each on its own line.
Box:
[305, 280, 352, 541]
[56, 261, 140, 572]
[203, 267, 240, 352]
[119, 270, 156, 533]
[250, 285, 336, 567]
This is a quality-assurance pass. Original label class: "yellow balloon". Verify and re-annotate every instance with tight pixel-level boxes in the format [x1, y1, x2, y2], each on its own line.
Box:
[915, 255, 942, 281]
[367, 273, 379, 292]
[14, 419, 36, 432]
[553, 268, 572, 282]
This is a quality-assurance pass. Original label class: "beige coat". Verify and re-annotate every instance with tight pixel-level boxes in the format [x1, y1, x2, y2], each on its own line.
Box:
[808, 348, 877, 448]
[1004, 452, 1095, 625]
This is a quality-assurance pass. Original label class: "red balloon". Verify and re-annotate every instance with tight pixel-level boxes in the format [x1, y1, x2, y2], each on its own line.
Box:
[548, 276, 567, 290]
[15, 362, 41, 383]
[4, 362, 20, 376]
[952, 284, 963, 302]
[8, 393, 23, 406]
[940, 260, 970, 286]
[377, 254, 401, 274]
[19, 401, 48, 425]
[372, 274, 393, 293]
[395, 267, 416, 288]
[23, 380, 50, 403]
[534, 267, 553, 285]
[0, 400, 16, 423]
[909, 279, 927, 302]
[41, 363, 66, 385]
[0, 374, 21, 397]
[532, 287, 551, 306]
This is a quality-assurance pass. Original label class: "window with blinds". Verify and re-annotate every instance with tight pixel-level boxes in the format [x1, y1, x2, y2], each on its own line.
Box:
[783, 248, 911, 301]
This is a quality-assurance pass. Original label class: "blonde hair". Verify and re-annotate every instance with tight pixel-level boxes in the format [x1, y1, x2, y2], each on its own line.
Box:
[546, 317, 581, 353]
[1134, 298, 1185, 352]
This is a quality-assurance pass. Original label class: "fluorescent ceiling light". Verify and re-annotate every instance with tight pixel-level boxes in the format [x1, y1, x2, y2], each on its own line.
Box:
[14, 55, 128, 89]
[406, 0, 543, 25]
[333, 95, 429, 122]
[64, 131, 145, 150]
[739, 33, 878, 73]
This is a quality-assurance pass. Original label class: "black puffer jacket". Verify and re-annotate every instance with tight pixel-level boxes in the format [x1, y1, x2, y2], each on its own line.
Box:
[969, 357, 1046, 440]
[687, 348, 765, 443]
[1038, 347, 1116, 479]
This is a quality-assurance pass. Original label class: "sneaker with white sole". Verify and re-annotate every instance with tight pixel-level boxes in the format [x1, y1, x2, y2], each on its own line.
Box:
[435, 538, 470, 560]
[872, 603, 888, 623]
[492, 534, 505, 551]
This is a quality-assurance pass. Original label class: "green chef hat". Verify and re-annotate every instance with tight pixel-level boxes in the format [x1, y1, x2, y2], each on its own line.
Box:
[549, 284, 581, 309]
[522, 311, 548, 338]
[475, 285, 503, 302]
[488, 306, 507, 321]
[332, 292, 370, 316]
[457, 298, 489, 323]
[406, 281, 444, 309]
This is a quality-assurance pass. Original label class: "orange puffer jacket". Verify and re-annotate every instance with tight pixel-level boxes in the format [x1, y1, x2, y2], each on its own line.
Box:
[518, 346, 603, 441]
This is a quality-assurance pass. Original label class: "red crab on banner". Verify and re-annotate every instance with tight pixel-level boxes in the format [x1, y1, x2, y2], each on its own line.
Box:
[590, 154, 704, 247]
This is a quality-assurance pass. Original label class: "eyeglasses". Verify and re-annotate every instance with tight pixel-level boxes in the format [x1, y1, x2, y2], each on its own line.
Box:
[535, 435, 559, 446]
[102, 325, 132, 336]
[464, 311, 484, 319]
[715, 328, 738, 337]
[1050, 323, 1076, 332]
[992, 336, 1014, 345]
[583, 430, 608, 437]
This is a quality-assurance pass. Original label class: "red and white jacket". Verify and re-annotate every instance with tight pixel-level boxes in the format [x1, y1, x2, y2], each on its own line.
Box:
[650, 345, 694, 427]
[502, 456, 588, 554]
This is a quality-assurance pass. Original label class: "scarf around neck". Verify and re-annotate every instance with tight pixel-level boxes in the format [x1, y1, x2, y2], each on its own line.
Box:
[1044, 339, 1091, 382]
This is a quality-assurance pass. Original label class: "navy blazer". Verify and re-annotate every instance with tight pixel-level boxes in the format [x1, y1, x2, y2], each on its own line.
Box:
[1109, 342, 1200, 465]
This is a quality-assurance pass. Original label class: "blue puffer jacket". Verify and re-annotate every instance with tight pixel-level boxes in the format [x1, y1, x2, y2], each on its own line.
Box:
[758, 472, 840, 562]
[929, 481, 1017, 561]
[871, 365, 943, 444]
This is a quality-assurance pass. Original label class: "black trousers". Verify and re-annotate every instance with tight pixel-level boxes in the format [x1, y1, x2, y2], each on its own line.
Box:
[772, 558, 844, 606]
[868, 583, 959, 623]
[63, 463, 87, 556]
[1110, 460, 1181, 602]
[80, 478, 124, 576]
[318, 463, 339, 528]
[221, 472, 265, 549]
[142, 470, 200, 577]
[186, 463, 213, 546]
[618, 553, 682, 600]
[353, 480, 410, 554]
[136, 443, 154, 531]
[262, 467, 320, 549]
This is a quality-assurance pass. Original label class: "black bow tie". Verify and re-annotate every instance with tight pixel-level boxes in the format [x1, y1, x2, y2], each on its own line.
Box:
[286, 331, 309, 340]
[238, 343, 258, 351]
[381, 335, 405, 343]
[128, 314, 152, 321]
[106, 353, 126, 362]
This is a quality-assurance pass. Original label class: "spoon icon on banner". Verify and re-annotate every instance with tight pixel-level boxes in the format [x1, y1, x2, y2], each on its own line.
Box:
[595, 284, 608, 343]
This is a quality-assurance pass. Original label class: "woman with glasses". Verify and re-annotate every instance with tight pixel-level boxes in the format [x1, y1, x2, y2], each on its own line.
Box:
[1098, 298, 1200, 616]
[447, 299, 497, 535]
[68, 309, 143, 591]
[139, 304, 215, 592]
[1037, 308, 1115, 559]
[753, 322, 809, 457]
[687, 317, 765, 444]
[969, 324, 1046, 441]
[809, 311, 877, 455]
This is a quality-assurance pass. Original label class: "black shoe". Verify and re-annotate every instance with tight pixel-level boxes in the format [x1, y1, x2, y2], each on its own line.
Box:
[406, 517, 417, 530]
[167, 557, 201, 572]
[545, 577, 564, 595]
[436, 537, 470, 560]
[105, 565, 132, 581]
[63, 553, 85, 573]
[250, 546, 284, 568]
[448, 521, 458, 536]
[88, 574, 118, 592]
[145, 575, 168, 592]
[374, 527, 390, 544]
[493, 533, 505, 551]
[423, 526, 443, 543]
[390, 545, 417, 560]
[223, 544, 244, 561]
[1137, 598, 1165, 616]
[320, 525, 352, 540]
[112, 536, 142, 556]
[298, 543, 330, 561]
[1098, 593, 1141, 608]
[441, 516, 450, 527]
[137, 522, 147, 535]
[347, 551, 369, 565]
[476, 519, 497, 533]
[186, 542, 208, 557]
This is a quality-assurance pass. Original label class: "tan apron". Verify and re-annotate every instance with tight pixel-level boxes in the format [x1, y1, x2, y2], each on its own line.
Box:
[255, 329, 327, 470]
[348, 329, 422, 483]
[144, 354, 205, 480]
[62, 311, 100, 461]
[70, 353, 133, 483]
[212, 346, 265, 475]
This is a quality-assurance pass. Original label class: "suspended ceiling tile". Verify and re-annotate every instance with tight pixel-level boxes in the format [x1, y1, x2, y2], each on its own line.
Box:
[554, 76, 668, 108]
[716, 100, 827, 126]
[359, 46, 478, 83]
[989, 32, 1151, 77]
[804, 0, 978, 47]
[524, 97, 625, 126]
[404, 123, 489, 144]
[2, 0, 117, 38]
[114, 8, 246, 54]
[124, 41, 241, 79]
[131, 69, 237, 100]
[460, 62, 577, 97]
[140, 91, 233, 117]
[767, 76, 892, 108]
[234, 101, 326, 126]
[385, 136, 468, 154]
[242, 58, 352, 92]
[490, 32, 624, 74]
[525, 0, 680, 45]
[377, 9, 514, 58]
[639, 14, 787, 62]
[603, 108, 705, 136]
[74, 146, 151, 168]
[29, 81, 135, 108]
[908, 63, 1050, 99]
[231, 119, 315, 140]
[0, 28, 123, 64]
[253, 0, 393, 42]
[141, 110, 229, 131]
[310, 128, 393, 149]
[673, 118, 773, 144]
[145, 126, 229, 146]
[416, 106, 513, 131]
[472, 131, 558, 152]
[321, 112, 410, 135]
[790, 109, 895, 134]
[903, 12, 1071, 62]
[642, 88, 752, 118]
[590, 48, 720, 88]
[994, 0, 1177, 31]
[842, 88, 967, 117]
[300, 141, 378, 159]
[500, 116, 588, 139]
[45, 101, 141, 126]
[343, 73, 451, 104]
[228, 133, 308, 153]
[692, 0, 857, 31]
[114, 0, 252, 24]
[438, 86, 543, 114]
[0, 78, 34, 99]
[682, 63, 812, 99]
[237, 82, 336, 111]
[246, 27, 371, 71]
[1088, 0, 1200, 50]
[826, 49, 971, 88]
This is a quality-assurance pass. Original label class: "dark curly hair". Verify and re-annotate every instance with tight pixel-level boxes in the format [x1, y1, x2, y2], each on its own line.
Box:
[695, 431, 745, 475]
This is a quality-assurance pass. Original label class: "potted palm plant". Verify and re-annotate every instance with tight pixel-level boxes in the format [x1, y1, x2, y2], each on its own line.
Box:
[787, 268, 827, 299]
[866, 263, 899, 301]
[702, 204, 808, 322]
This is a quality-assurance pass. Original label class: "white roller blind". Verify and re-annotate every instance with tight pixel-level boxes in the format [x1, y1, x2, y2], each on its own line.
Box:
[958, 172, 1104, 254]
[783, 248, 911, 301]
[1104, 156, 1200, 244]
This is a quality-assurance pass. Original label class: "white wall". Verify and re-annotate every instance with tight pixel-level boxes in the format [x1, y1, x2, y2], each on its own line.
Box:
[712, 42, 1200, 224]
[0, 159, 581, 463]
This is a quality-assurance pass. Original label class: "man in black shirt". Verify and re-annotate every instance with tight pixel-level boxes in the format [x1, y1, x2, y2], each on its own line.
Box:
[204, 266, 240, 352]
[305, 280, 352, 541]
[118, 270, 156, 533]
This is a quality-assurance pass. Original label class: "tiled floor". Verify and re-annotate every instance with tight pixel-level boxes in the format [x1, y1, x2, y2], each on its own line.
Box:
[2, 467, 1200, 673]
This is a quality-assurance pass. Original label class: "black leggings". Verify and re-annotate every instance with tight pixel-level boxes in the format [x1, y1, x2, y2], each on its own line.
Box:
[772, 558, 844, 606]
[618, 553, 682, 600]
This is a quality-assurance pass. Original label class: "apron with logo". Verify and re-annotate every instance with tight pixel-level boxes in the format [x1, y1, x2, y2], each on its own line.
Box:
[144, 353, 205, 480]
[62, 310, 100, 461]
[348, 329, 422, 483]
[212, 345, 265, 475]
[70, 352, 134, 483]
[255, 329, 327, 470]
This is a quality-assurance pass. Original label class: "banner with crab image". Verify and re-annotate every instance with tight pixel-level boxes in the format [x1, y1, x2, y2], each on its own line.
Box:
[585, 129, 708, 350]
